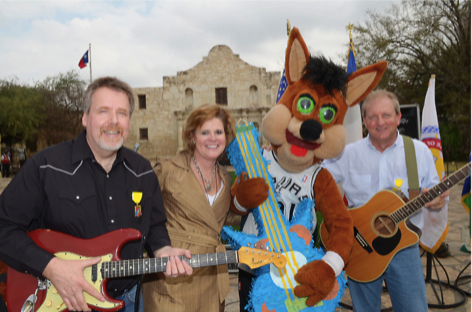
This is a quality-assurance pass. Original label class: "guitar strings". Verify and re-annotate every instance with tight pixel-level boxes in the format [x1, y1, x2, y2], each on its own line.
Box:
[237, 126, 299, 300]
[246, 130, 299, 259]
[235, 129, 292, 300]
[243, 129, 300, 266]
[241, 129, 300, 299]
[237, 132, 281, 251]
[238, 130, 296, 298]
[242, 130, 299, 268]
[242, 130, 301, 296]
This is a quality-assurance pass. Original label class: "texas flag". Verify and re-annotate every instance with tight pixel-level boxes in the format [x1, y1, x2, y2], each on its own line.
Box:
[78, 50, 89, 69]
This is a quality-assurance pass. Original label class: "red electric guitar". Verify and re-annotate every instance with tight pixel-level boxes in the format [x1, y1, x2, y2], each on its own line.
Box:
[6, 229, 287, 312]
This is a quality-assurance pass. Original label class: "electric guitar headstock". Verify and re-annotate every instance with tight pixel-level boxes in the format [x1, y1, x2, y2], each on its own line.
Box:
[237, 247, 287, 269]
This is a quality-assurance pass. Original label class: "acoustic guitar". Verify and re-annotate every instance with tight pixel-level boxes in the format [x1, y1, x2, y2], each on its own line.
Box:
[6, 228, 286, 312]
[320, 163, 470, 282]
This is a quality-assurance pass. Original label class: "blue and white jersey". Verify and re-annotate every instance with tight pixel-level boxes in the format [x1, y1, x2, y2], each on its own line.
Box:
[241, 149, 321, 236]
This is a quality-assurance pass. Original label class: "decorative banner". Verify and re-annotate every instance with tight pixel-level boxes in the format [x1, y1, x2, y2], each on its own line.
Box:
[420, 76, 448, 253]
[421, 78, 445, 180]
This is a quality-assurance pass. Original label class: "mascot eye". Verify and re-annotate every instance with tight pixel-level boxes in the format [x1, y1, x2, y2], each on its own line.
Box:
[319, 105, 337, 124]
[296, 95, 315, 115]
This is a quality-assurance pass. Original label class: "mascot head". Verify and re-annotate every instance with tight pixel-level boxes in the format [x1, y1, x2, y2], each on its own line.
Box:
[262, 27, 387, 173]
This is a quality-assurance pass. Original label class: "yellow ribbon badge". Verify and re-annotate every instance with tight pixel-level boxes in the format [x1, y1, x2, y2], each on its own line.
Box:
[394, 179, 403, 188]
[392, 179, 403, 192]
[132, 192, 143, 218]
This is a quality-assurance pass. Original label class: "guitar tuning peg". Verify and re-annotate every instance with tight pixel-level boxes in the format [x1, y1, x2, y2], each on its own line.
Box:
[266, 246, 271, 251]
[247, 242, 252, 247]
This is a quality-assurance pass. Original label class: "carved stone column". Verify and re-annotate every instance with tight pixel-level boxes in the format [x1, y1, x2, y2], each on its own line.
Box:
[175, 111, 184, 152]
[241, 109, 248, 124]
[259, 107, 269, 146]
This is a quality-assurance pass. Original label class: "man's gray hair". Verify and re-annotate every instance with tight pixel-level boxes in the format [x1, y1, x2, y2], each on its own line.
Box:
[362, 89, 400, 117]
[83, 77, 135, 116]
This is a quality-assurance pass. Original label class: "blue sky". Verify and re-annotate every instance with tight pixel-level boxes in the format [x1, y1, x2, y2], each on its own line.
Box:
[0, 0, 399, 88]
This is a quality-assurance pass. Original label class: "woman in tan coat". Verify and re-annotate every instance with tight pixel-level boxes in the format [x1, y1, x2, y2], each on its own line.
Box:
[143, 104, 236, 312]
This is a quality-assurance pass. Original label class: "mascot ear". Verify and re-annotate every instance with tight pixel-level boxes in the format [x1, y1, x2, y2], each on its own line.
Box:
[285, 27, 311, 85]
[345, 60, 388, 107]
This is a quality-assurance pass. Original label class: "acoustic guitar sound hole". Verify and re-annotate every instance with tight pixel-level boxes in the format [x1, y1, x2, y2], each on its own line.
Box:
[374, 215, 396, 236]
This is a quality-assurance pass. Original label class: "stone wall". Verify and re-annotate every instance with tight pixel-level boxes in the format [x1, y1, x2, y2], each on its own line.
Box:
[125, 45, 281, 163]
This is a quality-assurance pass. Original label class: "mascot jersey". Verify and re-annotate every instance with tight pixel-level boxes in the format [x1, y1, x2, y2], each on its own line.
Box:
[241, 149, 321, 237]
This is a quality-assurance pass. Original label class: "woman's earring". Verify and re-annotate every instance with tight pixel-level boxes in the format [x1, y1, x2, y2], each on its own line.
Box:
[192, 139, 195, 144]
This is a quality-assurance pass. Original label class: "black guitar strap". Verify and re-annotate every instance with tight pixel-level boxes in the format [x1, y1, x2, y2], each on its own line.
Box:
[402, 135, 420, 200]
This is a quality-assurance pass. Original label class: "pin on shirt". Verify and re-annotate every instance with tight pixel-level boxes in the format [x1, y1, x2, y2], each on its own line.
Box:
[392, 179, 403, 192]
[132, 192, 143, 217]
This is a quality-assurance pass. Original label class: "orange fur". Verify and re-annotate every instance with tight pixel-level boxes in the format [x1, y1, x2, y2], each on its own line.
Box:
[230, 172, 269, 216]
[314, 169, 354, 263]
[294, 260, 336, 306]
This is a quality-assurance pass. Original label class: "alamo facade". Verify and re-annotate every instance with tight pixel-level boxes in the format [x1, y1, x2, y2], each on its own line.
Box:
[124, 45, 281, 163]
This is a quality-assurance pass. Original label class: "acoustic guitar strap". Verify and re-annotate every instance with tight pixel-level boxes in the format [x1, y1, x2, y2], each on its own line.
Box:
[402, 135, 420, 200]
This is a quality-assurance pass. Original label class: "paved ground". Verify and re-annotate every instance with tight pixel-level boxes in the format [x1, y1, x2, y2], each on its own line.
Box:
[0, 177, 469, 311]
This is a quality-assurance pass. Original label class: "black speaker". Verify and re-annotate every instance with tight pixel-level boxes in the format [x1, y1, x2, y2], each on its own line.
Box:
[398, 104, 420, 140]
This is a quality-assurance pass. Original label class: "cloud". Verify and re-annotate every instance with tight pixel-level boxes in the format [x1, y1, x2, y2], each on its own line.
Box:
[0, 0, 398, 88]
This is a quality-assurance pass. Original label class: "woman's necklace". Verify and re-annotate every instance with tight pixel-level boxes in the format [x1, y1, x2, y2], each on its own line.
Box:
[192, 156, 217, 192]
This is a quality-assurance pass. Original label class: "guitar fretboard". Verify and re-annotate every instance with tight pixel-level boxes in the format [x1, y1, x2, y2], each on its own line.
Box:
[390, 163, 470, 223]
[96, 251, 238, 280]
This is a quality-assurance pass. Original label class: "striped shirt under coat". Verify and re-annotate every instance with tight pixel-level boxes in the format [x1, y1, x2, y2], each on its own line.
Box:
[142, 151, 232, 312]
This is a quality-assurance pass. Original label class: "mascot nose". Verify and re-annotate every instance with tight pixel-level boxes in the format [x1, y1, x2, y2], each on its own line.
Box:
[300, 119, 323, 141]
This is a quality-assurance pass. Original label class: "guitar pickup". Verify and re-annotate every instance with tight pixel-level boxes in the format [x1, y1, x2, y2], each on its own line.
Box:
[354, 227, 373, 253]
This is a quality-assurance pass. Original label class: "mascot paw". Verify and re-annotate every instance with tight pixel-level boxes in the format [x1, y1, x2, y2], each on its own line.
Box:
[294, 260, 336, 307]
[233, 172, 269, 209]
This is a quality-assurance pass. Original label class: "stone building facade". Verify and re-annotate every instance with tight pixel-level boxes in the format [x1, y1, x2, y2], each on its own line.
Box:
[124, 45, 281, 163]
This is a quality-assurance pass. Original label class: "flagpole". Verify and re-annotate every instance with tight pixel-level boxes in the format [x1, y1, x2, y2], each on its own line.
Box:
[346, 22, 355, 65]
[89, 43, 92, 83]
[343, 22, 363, 144]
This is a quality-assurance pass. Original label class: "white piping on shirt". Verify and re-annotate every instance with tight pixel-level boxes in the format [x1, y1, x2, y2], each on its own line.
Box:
[39, 160, 83, 176]
[123, 161, 154, 178]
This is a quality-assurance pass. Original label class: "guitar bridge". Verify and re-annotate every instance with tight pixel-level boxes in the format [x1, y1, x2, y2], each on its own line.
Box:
[38, 278, 51, 289]
[20, 279, 50, 312]
[354, 227, 373, 253]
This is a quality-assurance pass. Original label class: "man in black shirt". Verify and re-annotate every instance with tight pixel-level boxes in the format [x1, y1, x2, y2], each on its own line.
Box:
[0, 77, 192, 312]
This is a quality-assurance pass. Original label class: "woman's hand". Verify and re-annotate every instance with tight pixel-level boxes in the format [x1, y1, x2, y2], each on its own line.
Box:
[154, 246, 193, 278]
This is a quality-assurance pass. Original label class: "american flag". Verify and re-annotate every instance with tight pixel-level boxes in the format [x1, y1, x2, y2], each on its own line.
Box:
[276, 69, 288, 103]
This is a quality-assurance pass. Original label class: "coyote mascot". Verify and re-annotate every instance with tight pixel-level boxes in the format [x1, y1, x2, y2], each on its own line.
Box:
[223, 27, 387, 311]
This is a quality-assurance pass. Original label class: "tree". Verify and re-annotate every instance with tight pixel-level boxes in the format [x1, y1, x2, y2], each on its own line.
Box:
[35, 71, 86, 146]
[353, 0, 470, 160]
[0, 71, 87, 158]
[0, 78, 43, 149]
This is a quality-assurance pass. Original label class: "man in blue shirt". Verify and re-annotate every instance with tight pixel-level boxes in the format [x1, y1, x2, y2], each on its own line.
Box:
[323, 90, 449, 312]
